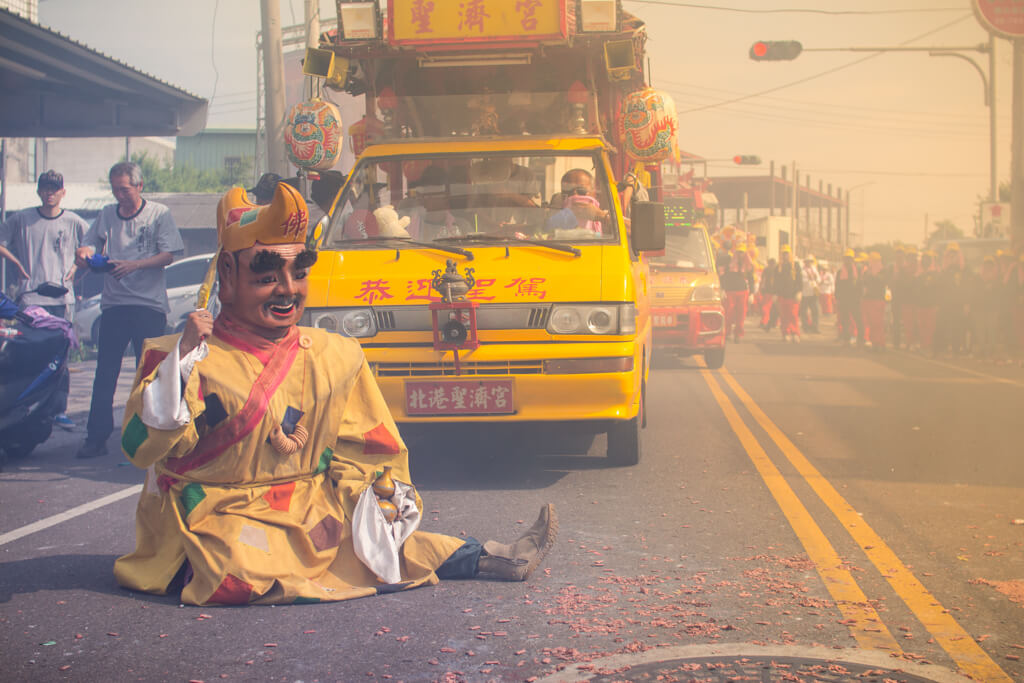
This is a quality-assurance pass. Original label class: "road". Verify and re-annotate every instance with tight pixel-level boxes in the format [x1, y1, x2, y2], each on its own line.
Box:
[1, 323, 1022, 682]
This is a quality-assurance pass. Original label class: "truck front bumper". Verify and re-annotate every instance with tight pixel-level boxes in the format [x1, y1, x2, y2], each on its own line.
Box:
[651, 304, 726, 353]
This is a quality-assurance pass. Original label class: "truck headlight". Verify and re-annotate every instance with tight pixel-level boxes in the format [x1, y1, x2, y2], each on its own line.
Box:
[691, 285, 721, 303]
[547, 304, 634, 335]
[304, 308, 378, 337]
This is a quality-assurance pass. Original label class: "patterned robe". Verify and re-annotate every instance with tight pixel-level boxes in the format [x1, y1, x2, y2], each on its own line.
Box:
[113, 316, 464, 605]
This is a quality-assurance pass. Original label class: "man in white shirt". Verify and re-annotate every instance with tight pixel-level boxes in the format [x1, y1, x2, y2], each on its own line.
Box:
[73, 162, 184, 458]
[0, 170, 87, 430]
[800, 255, 822, 334]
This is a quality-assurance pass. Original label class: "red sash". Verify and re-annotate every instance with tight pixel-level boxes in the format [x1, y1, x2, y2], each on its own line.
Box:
[161, 316, 300, 482]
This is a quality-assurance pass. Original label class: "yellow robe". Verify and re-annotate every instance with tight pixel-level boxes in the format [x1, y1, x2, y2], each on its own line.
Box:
[113, 318, 464, 605]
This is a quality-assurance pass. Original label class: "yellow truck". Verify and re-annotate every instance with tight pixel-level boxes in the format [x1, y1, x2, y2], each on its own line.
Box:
[303, 1, 666, 464]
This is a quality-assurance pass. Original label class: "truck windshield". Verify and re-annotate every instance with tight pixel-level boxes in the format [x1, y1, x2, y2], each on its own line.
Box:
[324, 152, 617, 248]
[649, 227, 712, 271]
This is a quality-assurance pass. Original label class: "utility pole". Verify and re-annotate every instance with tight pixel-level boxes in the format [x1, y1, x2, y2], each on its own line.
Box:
[304, 0, 320, 99]
[260, 0, 288, 176]
[791, 160, 798, 256]
[1013, 39, 1024, 249]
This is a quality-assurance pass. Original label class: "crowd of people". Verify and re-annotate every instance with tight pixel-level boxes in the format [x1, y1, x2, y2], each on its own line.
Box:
[716, 241, 1024, 359]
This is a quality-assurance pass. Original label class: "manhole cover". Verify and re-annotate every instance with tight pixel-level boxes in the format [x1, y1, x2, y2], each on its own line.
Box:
[537, 646, 971, 683]
[585, 655, 941, 682]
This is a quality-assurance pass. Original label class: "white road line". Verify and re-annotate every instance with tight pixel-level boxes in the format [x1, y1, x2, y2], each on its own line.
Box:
[0, 484, 142, 547]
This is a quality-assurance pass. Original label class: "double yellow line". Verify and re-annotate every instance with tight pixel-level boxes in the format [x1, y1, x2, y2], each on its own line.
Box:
[700, 366, 1011, 682]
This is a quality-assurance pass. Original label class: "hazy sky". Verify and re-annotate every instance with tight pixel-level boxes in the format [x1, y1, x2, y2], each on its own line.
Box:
[38, 0, 1012, 247]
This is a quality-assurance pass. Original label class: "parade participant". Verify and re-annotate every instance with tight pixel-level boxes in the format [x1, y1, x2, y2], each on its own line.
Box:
[1006, 251, 1024, 357]
[834, 249, 862, 345]
[859, 252, 888, 350]
[774, 245, 802, 343]
[818, 260, 835, 315]
[720, 245, 754, 343]
[0, 170, 87, 430]
[113, 183, 557, 606]
[758, 257, 778, 331]
[799, 255, 821, 334]
[74, 162, 184, 458]
[914, 250, 939, 354]
[891, 248, 918, 350]
[934, 243, 970, 356]
[971, 256, 1001, 358]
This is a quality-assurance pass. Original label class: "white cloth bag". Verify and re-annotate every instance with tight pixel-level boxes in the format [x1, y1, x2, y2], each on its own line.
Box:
[352, 479, 421, 584]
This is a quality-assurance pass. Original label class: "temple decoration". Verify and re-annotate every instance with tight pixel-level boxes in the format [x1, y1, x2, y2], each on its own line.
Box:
[429, 260, 479, 375]
[348, 115, 385, 157]
[567, 81, 589, 134]
[617, 88, 678, 163]
[283, 99, 343, 171]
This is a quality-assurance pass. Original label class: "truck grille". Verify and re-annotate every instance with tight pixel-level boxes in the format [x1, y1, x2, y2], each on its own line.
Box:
[370, 304, 551, 331]
[372, 360, 544, 377]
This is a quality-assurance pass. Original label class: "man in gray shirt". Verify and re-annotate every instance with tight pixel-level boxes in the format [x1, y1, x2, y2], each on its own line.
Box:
[74, 162, 184, 459]
[0, 169, 87, 430]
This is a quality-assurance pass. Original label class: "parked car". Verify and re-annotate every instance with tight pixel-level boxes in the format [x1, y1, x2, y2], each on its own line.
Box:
[73, 253, 216, 346]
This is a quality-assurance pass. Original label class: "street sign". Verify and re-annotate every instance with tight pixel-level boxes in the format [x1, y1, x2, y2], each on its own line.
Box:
[972, 0, 1024, 39]
[980, 201, 1011, 238]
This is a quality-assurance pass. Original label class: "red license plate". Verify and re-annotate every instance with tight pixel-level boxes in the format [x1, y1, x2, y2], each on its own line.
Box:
[405, 379, 515, 416]
[653, 314, 676, 328]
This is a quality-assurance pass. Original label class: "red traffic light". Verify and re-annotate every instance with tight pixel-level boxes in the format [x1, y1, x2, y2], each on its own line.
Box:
[749, 40, 803, 61]
[733, 155, 761, 165]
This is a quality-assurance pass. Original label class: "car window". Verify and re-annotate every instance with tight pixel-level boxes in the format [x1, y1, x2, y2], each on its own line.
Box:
[166, 258, 212, 289]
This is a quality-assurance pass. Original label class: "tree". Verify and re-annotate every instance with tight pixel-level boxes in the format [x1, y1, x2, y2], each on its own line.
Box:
[927, 219, 963, 246]
[114, 151, 253, 193]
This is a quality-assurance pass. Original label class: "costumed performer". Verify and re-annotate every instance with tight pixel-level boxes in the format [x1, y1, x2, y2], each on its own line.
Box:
[113, 183, 557, 606]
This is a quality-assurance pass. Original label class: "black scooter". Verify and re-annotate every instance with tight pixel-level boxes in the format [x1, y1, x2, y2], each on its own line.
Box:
[0, 282, 72, 465]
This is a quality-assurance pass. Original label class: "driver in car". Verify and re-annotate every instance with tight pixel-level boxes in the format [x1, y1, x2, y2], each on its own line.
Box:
[545, 169, 609, 234]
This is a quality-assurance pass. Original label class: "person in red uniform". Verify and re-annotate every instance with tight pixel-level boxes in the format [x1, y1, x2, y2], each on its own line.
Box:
[890, 247, 918, 350]
[834, 249, 862, 346]
[1006, 251, 1024, 359]
[721, 245, 755, 343]
[914, 250, 939, 354]
[934, 243, 971, 356]
[774, 245, 803, 343]
[758, 257, 778, 331]
[859, 252, 888, 350]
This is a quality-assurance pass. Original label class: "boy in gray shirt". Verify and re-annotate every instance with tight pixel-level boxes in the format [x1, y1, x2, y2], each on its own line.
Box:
[0, 170, 87, 430]
[74, 162, 184, 458]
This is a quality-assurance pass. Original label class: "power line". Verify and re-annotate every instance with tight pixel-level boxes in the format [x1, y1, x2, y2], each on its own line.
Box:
[662, 78, 994, 123]
[677, 13, 973, 115]
[801, 168, 987, 177]
[625, 1, 967, 15]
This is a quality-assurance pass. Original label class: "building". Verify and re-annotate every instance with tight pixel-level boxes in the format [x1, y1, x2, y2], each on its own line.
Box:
[175, 128, 257, 183]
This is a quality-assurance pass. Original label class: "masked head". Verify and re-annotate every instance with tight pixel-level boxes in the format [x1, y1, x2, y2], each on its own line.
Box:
[215, 183, 317, 338]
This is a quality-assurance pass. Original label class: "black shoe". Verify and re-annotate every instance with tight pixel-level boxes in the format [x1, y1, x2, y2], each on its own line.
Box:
[75, 440, 107, 459]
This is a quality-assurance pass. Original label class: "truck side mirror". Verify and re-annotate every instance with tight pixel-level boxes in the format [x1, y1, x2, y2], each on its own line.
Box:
[629, 201, 665, 253]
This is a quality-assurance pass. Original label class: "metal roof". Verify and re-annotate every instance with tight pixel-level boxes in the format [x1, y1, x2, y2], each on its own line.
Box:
[0, 8, 207, 137]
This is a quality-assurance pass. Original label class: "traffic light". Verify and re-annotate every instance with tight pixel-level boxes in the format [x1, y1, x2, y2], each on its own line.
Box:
[733, 155, 761, 165]
[749, 40, 803, 61]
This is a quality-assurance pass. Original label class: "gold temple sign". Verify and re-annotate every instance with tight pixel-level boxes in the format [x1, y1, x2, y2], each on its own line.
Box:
[389, 0, 569, 45]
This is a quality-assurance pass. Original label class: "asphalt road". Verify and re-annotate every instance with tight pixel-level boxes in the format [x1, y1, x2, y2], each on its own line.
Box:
[1, 321, 1022, 682]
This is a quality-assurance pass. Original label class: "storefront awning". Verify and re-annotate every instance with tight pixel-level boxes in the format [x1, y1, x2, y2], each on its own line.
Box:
[0, 8, 207, 137]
